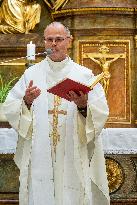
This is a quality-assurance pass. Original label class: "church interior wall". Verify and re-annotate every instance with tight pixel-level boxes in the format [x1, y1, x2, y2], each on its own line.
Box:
[0, 0, 137, 204]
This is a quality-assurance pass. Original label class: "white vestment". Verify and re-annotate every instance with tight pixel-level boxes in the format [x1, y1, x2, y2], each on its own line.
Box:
[4, 57, 110, 205]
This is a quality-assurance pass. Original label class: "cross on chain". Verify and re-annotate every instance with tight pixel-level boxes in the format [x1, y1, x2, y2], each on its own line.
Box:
[48, 95, 67, 154]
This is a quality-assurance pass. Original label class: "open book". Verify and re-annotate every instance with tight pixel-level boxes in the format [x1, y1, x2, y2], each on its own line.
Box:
[47, 72, 104, 101]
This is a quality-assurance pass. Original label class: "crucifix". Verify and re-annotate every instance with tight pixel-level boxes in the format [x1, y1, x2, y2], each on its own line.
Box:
[83, 45, 126, 95]
[48, 95, 67, 154]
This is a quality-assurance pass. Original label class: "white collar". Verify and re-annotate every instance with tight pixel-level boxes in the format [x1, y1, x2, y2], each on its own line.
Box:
[46, 56, 69, 72]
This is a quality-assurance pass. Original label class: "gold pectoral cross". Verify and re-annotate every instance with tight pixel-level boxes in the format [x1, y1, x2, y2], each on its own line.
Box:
[48, 95, 67, 154]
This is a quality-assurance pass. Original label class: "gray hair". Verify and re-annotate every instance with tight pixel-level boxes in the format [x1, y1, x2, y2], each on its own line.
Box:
[45, 22, 71, 37]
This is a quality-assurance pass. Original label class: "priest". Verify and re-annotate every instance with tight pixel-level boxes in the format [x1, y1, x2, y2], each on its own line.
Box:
[4, 22, 110, 205]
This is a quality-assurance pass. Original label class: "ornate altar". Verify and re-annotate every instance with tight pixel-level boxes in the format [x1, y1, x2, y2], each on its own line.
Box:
[0, 0, 137, 204]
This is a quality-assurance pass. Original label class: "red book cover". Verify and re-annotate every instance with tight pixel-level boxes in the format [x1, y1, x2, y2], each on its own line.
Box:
[47, 72, 104, 101]
[47, 78, 91, 101]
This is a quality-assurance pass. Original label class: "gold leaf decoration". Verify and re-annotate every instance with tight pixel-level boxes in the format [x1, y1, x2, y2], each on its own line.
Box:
[106, 157, 124, 193]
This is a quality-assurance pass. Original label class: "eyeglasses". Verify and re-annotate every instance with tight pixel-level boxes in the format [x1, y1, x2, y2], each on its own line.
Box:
[44, 36, 70, 44]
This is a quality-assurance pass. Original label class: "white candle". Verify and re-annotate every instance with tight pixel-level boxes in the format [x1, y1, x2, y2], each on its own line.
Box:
[27, 41, 36, 60]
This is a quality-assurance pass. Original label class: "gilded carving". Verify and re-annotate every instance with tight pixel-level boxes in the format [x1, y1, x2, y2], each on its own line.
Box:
[52, 7, 134, 17]
[0, 0, 41, 34]
[106, 158, 124, 193]
[78, 40, 131, 124]
[134, 35, 137, 48]
[83, 45, 125, 95]
[44, 0, 69, 11]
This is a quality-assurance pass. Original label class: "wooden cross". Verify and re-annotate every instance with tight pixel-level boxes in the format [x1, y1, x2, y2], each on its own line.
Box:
[48, 95, 67, 154]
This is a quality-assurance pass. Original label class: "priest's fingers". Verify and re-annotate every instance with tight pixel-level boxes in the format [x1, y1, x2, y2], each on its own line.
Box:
[66, 93, 72, 101]
[28, 80, 33, 88]
[79, 91, 87, 98]
[72, 92, 88, 108]
[29, 88, 41, 98]
[26, 80, 36, 93]
[67, 91, 82, 102]
[68, 91, 79, 99]
[28, 86, 38, 92]
[24, 88, 41, 106]
[26, 86, 37, 95]
[79, 91, 88, 101]
[33, 89, 41, 98]
[26, 80, 41, 96]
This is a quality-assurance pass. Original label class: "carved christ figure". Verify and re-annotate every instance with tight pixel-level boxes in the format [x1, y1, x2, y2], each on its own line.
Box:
[0, 0, 41, 34]
[85, 45, 125, 95]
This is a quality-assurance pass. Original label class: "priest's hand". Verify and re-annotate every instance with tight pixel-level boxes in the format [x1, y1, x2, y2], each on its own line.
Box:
[23, 80, 41, 109]
[67, 91, 88, 108]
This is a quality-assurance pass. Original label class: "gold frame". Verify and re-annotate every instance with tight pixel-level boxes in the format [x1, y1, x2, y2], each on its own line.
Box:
[77, 40, 131, 124]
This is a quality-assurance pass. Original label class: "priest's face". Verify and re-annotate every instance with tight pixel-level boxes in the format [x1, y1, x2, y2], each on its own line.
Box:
[44, 24, 72, 62]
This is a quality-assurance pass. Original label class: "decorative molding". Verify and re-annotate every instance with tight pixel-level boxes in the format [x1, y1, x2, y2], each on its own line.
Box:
[134, 35, 137, 48]
[111, 199, 137, 205]
[0, 199, 18, 204]
[52, 7, 135, 18]
[134, 119, 137, 124]
[72, 29, 137, 37]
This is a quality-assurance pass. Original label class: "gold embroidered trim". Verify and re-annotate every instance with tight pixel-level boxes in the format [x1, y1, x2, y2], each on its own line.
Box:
[49, 95, 67, 153]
